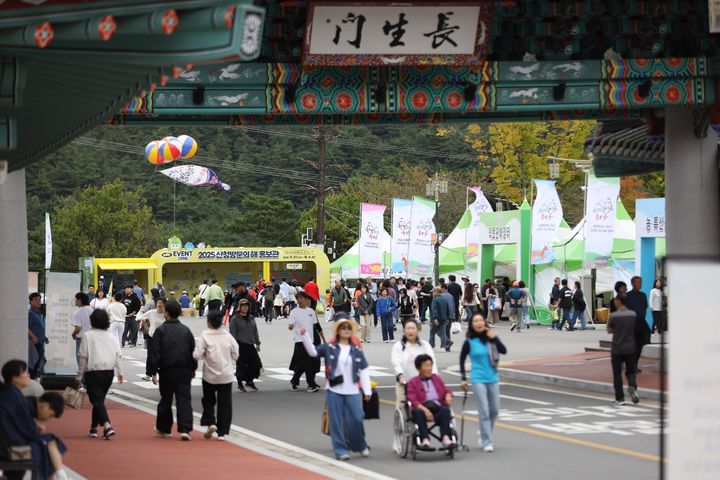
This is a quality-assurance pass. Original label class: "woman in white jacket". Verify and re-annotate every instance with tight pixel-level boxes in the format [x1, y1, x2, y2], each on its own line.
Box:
[391, 319, 437, 407]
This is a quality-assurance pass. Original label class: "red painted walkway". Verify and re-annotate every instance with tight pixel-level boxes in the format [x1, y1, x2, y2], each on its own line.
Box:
[51, 399, 327, 480]
[504, 352, 666, 391]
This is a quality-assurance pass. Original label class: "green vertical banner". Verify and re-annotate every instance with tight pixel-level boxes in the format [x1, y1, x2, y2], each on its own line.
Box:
[519, 199, 533, 295]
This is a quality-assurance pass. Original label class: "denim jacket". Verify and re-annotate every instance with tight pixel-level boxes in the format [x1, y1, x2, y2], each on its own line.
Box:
[314, 341, 369, 383]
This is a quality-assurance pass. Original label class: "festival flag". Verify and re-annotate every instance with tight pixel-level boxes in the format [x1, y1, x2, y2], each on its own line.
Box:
[359, 203, 386, 276]
[159, 164, 231, 191]
[466, 187, 493, 258]
[390, 198, 413, 274]
[45, 212, 52, 270]
[531, 180, 563, 264]
[407, 196, 436, 278]
[584, 175, 620, 268]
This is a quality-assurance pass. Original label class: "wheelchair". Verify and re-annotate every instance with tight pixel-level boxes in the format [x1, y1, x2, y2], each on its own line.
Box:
[392, 384, 466, 460]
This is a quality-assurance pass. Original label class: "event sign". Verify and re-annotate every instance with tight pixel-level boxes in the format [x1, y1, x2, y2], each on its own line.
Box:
[479, 210, 520, 245]
[304, 3, 492, 65]
[531, 180, 563, 264]
[44, 271, 82, 375]
[45, 212, 52, 270]
[466, 187, 493, 258]
[635, 198, 666, 238]
[391, 198, 413, 274]
[407, 196, 436, 278]
[584, 175, 620, 268]
[359, 203, 386, 275]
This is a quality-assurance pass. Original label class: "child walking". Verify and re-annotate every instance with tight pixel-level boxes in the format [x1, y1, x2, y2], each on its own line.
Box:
[194, 310, 239, 440]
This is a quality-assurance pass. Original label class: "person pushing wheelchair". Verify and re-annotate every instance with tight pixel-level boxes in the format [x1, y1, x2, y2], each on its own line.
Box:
[406, 354, 455, 450]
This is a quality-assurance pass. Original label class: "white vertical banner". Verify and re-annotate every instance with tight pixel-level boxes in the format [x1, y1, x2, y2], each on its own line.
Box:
[466, 187, 493, 258]
[584, 175, 620, 268]
[45, 212, 52, 270]
[407, 196, 436, 278]
[359, 203, 386, 276]
[531, 179, 563, 264]
[391, 198, 413, 274]
[44, 271, 82, 375]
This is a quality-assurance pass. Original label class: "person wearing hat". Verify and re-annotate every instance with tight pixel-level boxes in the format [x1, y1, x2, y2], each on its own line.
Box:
[298, 312, 372, 461]
[229, 299, 262, 392]
[179, 291, 190, 309]
[506, 281, 527, 332]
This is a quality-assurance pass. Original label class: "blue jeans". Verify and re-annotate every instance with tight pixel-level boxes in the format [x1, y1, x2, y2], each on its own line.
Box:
[463, 306, 476, 322]
[381, 312, 395, 341]
[429, 320, 447, 348]
[471, 382, 499, 448]
[570, 310, 586, 330]
[326, 391, 367, 457]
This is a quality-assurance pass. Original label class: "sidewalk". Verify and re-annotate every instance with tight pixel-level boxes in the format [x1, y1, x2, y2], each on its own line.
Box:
[500, 351, 666, 400]
[51, 398, 329, 480]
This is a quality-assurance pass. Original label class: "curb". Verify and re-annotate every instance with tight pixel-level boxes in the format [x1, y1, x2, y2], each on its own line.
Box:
[108, 389, 396, 480]
[499, 368, 666, 401]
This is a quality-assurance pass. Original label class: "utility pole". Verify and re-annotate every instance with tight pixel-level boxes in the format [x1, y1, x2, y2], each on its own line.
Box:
[316, 126, 327, 247]
[300, 126, 340, 249]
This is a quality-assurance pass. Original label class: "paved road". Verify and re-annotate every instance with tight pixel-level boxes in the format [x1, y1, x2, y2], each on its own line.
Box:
[115, 316, 662, 480]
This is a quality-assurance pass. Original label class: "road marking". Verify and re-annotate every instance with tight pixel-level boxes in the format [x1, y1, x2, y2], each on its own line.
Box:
[499, 382, 661, 409]
[498, 394, 553, 405]
[377, 397, 662, 462]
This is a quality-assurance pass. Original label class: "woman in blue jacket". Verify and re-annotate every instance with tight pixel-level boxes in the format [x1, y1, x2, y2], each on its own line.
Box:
[375, 288, 397, 343]
[299, 313, 372, 461]
[459, 313, 507, 452]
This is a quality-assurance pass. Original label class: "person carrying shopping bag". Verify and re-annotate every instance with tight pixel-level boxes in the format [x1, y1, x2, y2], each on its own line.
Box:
[298, 312, 372, 461]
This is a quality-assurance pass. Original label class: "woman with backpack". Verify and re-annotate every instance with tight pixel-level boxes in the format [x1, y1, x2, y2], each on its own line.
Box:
[484, 284, 500, 326]
[398, 288, 415, 326]
[460, 312, 507, 452]
[263, 283, 276, 324]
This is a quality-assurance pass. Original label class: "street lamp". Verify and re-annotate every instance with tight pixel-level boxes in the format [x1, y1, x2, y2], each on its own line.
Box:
[426, 172, 448, 285]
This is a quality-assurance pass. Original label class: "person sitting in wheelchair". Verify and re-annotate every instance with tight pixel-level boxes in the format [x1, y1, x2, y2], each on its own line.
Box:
[406, 354, 455, 450]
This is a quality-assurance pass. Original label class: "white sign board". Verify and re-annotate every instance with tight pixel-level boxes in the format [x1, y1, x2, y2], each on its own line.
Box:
[43, 271, 82, 375]
[304, 3, 491, 65]
[668, 261, 720, 480]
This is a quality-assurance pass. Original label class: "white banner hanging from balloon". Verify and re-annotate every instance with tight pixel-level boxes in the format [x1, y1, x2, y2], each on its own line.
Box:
[391, 198, 413, 274]
[407, 196, 436, 278]
[359, 203, 386, 276]
[584, 175, 620, 268]
[531, 179, 563, 264]
[466, 187, 493, 259]
[160, 165, 231, 191]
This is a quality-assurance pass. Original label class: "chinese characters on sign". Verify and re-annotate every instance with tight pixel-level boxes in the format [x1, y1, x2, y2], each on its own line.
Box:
[488, 226, 512, 242]
[305, 4, 491, 66]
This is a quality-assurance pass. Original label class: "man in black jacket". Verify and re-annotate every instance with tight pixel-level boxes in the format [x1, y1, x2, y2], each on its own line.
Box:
[446, 275, 463, 322]
[121, 283, 142, 347]
[150, 301, 197, 440]
[556, 279, 574, 331]
[418, 280, 434, 322]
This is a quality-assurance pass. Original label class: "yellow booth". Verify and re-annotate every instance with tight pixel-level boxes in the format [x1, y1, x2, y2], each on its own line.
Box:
[94, 246, 330, 296]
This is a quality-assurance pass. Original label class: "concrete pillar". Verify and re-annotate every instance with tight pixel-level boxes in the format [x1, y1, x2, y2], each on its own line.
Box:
[665, 107, 720, 257]
[0, 168, 29, 367]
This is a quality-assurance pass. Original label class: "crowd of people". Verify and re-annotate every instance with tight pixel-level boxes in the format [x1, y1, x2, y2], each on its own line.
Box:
[9, 270, 663, 475]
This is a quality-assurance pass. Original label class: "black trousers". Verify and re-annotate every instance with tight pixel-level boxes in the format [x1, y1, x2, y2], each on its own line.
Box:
[290, 342, 319, 388]
[144, 337, 154, 376]
[85, 370, 114, 428]
[412, 406, 452, 440]
[199, 298, 206, 316]
[201, 380, 232, 436]
[122, 315, 137, 346]
[156, 368, 193, 434]
[207, 299, 222, 311]
[611, 353, 637, 401]
[236, 343, 262, 383]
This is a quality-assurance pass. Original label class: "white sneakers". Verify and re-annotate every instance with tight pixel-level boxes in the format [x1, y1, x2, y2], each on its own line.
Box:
[204, 425, 218, 439]
[483, 445, 494, 453]
[360, 448, 370, 457]
[180, 432, 192, 441]
[154, 428, 172, 439]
